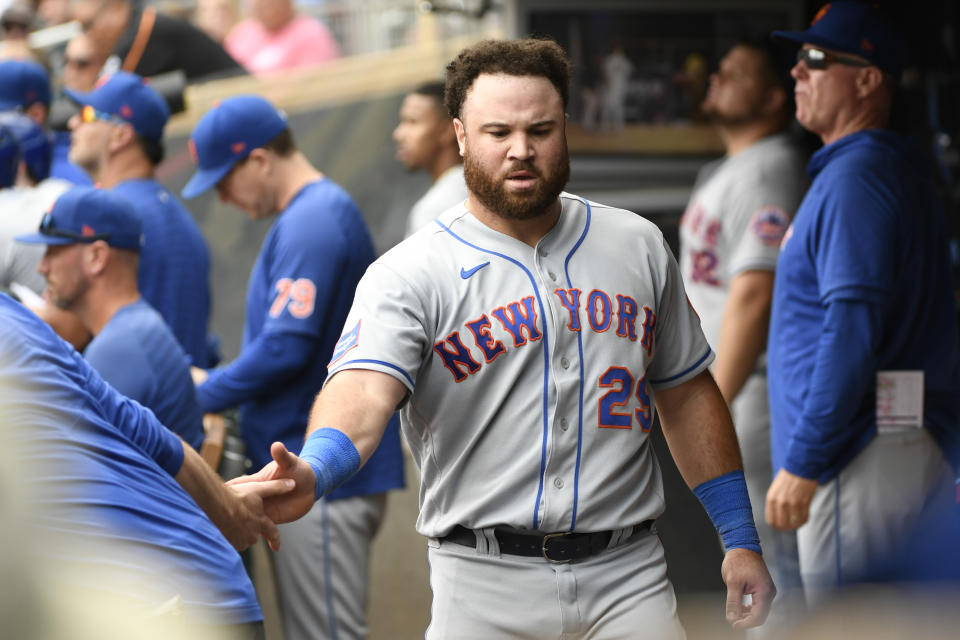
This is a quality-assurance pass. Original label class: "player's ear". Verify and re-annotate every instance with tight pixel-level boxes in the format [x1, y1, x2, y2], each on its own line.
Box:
[109, 122, 136, 153]
[83, 240, 110, 276]
[855, 66, 884, 99]
[453, 118, 466, 156]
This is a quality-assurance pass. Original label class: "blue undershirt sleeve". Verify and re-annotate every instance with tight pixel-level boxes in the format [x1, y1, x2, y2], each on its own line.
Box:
[195, 331, 321, 413]
[783, 298, 883, 479]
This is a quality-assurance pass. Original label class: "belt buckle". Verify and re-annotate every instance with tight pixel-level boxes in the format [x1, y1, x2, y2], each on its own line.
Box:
[541, 532, 574, 564]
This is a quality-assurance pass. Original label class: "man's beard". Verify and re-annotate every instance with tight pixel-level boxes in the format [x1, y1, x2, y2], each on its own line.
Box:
[463, 144, 570, 221]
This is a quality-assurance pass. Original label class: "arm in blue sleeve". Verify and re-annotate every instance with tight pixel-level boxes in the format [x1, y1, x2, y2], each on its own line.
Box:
[783, 297, 883, 479]
[195, 331, 320, 413]
[80, 349, 184, 476]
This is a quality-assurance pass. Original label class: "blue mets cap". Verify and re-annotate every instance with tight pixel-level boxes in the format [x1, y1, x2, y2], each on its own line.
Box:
[0, 122, 18, 188]
[16, 186, 143, 251]
[63, 71, 170, 141]
[181, 95, 288, 199]
[772, 1, 907, 78]
[0, 111, 51, 182]
[0, 59, 51, 110]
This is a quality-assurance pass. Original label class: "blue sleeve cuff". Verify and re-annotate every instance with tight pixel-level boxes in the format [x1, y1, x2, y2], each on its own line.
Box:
[692, 470, 762, 554]
[298, 428, 362, 500]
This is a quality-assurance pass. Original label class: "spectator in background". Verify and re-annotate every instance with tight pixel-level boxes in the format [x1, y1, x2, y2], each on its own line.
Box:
[194, 0, 238, 45]
[225, 0, 340, 75]
[62, 33, 106, 92]
[17, 187, 206, 451]
[73, 0, 242, 81]
[0, 2, 35, 61]
[393, 81, 467, 238]
[66, 71, 213, 367]
[36, 0, 72, 28]
[679, 39, 808, 637]
[0, 59, 91, 185]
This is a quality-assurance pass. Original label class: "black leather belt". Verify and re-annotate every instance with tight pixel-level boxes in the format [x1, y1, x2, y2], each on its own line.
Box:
[442, 520, 654, 564]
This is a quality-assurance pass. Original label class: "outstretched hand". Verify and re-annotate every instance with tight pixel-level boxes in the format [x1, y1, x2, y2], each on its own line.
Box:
[225, 478, 295, 551]
[227, 441, 317, 525]
[721, 548, 776, 630]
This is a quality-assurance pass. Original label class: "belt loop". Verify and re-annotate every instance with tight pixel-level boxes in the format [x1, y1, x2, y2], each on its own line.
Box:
[607, 525, 634, 549]
[474, 527, 499, 556]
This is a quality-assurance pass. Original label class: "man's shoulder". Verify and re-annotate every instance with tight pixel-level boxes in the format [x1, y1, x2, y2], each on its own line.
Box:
[569, 193, 665, 240]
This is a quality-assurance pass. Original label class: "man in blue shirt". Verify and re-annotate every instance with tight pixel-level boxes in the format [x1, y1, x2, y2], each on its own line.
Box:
[65, 71, 213, 367]
[0, 292, 293, 637]
[17, 186, 204, 450]
[767, 2, 960, 604]
[182, 95, 405, 640]
[0, 58, 92, 186]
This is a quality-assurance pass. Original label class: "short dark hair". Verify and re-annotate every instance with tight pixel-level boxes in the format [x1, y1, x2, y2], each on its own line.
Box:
[444, 38, 571, 120]
[733, 37, 796, 118]
[136, 136, 164, 165]
[259, 127, 297, 157]
[412, 81, 446, 104]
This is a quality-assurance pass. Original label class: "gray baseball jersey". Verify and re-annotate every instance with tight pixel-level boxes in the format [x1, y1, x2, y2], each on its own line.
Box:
[328, 193, 713, 538]
[679, 132, 806, 350]
[404, 164, 468, 239]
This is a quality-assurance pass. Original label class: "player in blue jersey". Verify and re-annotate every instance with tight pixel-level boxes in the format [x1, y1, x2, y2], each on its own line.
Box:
[182, 95, 405, 640]
[767, 2, 960, 605]
[65, 71, 213, 367]
[17, 186, 204, 450]
[0, 292, 294, 638]
[0, 58, 92, 185]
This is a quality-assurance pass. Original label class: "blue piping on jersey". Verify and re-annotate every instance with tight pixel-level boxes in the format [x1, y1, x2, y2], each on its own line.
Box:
[331, 358, 416, 388]
[436, 219, 552, 530]
[649, 347, 712, 385]
[564, 198, 591, 531]
[834, 474, 843, 587]
[321, 499, 339, 640]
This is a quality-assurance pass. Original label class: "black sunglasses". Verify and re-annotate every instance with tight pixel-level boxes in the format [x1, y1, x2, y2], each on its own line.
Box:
[38, 213, 110, 243]
[796, 47, 872, 71]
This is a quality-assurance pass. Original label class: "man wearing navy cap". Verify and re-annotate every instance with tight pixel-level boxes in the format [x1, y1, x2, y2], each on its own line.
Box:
[17, 186, 205, 451]
[766, 1, 960, 604]
[182, 95, 404, 640]
[66, 71, 213, 368]
[0, 58, 93, 186]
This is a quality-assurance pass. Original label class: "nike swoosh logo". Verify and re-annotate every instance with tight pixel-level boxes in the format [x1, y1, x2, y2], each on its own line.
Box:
[460, 262, 490, 279]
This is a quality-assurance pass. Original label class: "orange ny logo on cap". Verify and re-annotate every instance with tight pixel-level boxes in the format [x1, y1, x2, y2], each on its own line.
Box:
[81, 224, 96, 237]
[188, 138, 198, 163]
[231, 142, 246, 154]
[811, 3, 831, 25]
[120, 104, 133, 118]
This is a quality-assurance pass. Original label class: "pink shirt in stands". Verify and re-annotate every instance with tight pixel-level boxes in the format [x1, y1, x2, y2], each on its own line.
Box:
[225, 15, 340, 74]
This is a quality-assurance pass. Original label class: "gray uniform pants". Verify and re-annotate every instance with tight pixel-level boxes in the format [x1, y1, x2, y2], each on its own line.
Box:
[272, 493, 388, 640]
[731, 375, 804, 637]
[798, 428, 955, 608]
[425, 527, 684, 640]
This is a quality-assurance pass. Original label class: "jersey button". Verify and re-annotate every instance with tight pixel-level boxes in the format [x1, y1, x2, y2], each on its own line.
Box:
[560, 357, 570, 369]
[538, 248, 548, 257]
[548, 270, 558, 282]
[553, 477, 564, 489]
[559, 417, 569, 431]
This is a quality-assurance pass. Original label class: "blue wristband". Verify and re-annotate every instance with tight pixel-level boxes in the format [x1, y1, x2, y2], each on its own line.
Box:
[692, 470, 762, 554]
[298, 428, 362, 500]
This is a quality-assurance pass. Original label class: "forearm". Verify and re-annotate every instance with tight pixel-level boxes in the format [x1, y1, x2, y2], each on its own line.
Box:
[306, 369, 405, 464]
[713, 270, 774, 403]
[196, 331, 319, 413]
[784, 298, 882, 479]
[175, 439, 238, 530]
[655, 370, 743, 487]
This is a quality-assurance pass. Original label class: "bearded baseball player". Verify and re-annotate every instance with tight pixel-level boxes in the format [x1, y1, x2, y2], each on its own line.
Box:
[237, 38, 775, 638]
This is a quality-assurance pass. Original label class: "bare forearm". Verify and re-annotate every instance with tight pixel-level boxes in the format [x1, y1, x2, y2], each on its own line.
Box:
[306, 369, 406, 464]
[175, 440, 237, 529]
[713, 270, 773, 403]
[655, 370, 743, 487]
